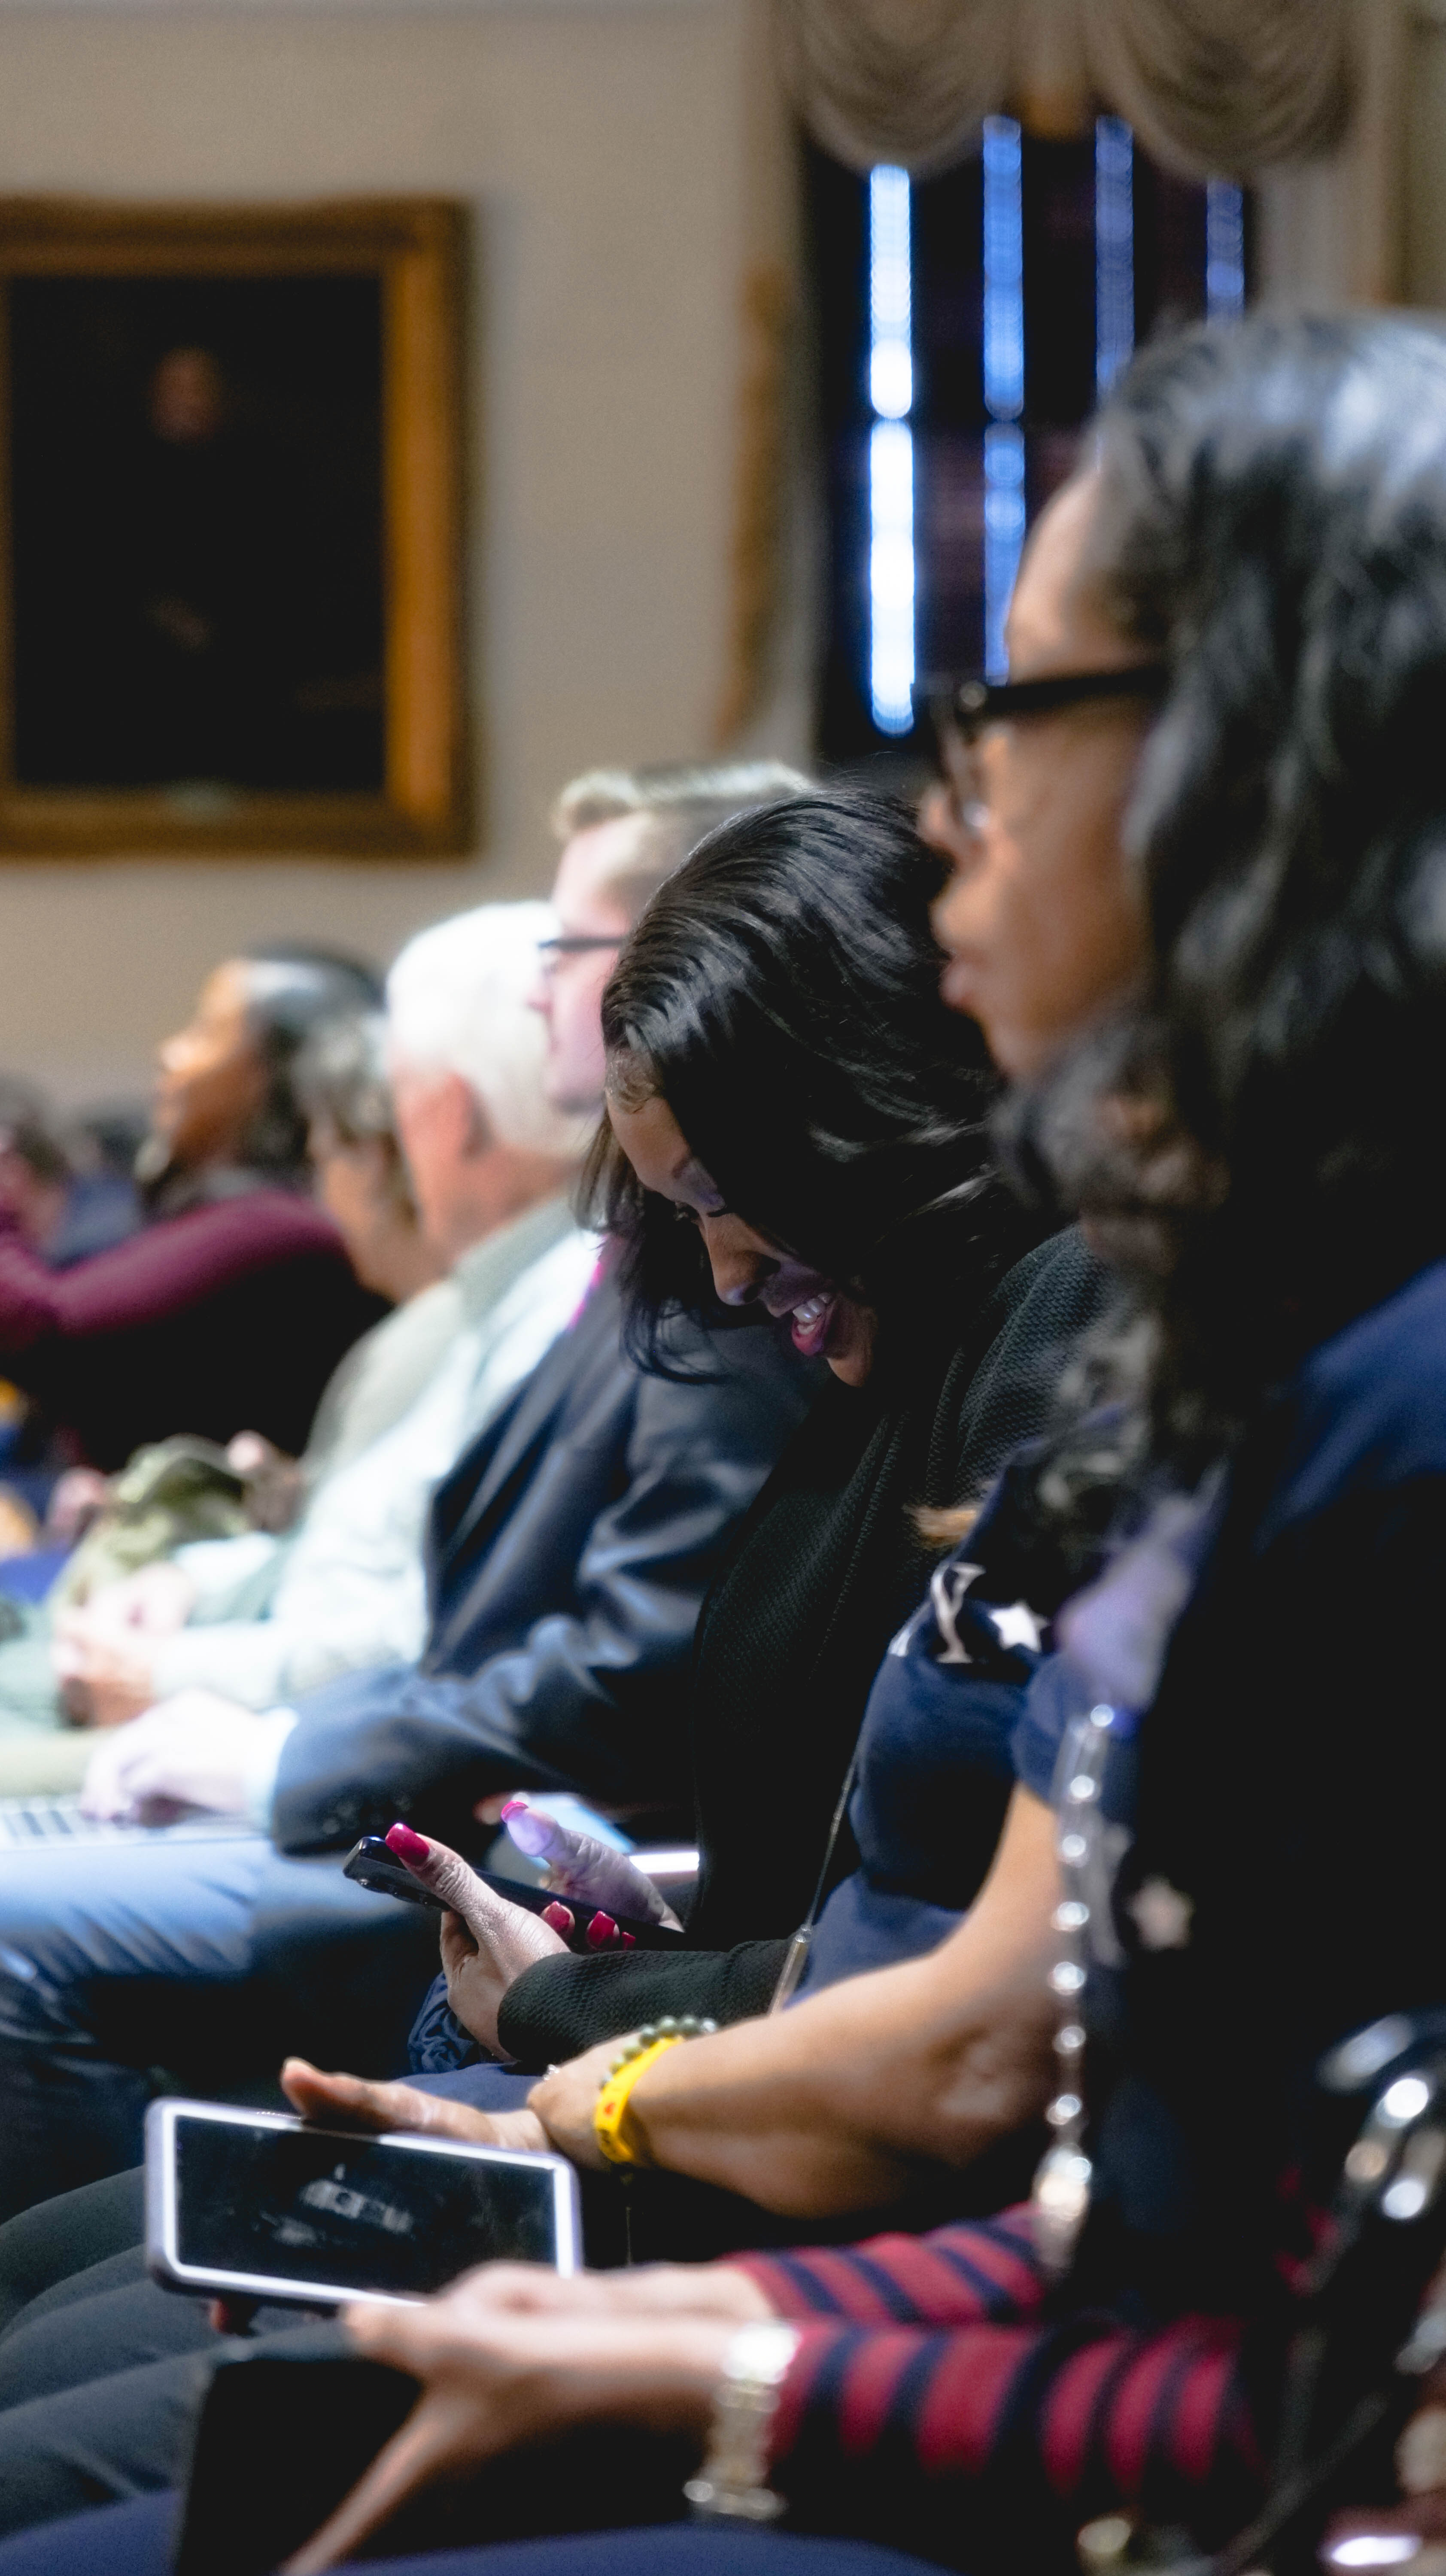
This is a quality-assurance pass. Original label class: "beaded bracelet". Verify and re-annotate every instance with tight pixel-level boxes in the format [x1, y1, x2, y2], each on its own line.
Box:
[593, 2015, 718, 2168]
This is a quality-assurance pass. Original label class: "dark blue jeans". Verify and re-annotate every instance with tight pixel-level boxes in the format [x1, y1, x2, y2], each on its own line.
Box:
[0, 1830, 440, 2218]
[0, 2496, 953, 2576]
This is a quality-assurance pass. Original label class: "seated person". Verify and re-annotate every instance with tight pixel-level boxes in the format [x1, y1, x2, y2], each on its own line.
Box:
[0, 1009, 446, 1778]
[0, 1076, 139, 1273]
[0, 762, 821, 2220]
[0, 906, 595, 1791]
[0, 1081, 142, 1559]
[304, 791, 1108, 2087]
[33, 1102, 146, 1273]
[265, 1008, 456, 1464]
[8, 307, 1446, 2576]
[301, 1453, 1062, 2222]
[0, 945, 387, 1471]
[132, 1012, 446, 1484]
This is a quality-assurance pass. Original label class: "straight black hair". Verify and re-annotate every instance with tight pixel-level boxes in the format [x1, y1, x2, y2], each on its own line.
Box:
[584, 791, 1027, 1372]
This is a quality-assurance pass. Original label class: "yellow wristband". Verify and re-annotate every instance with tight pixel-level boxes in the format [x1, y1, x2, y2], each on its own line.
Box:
[593, 2033, 685, 2167]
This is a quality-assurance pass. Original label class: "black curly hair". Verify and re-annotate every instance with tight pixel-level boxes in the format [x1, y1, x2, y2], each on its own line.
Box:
[234, 944, 384, 1178]
[999, 308, 1446, 1495]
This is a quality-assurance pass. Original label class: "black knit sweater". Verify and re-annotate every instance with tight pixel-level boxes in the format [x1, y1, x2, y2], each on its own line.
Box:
[497, 1227, 1111, 2064]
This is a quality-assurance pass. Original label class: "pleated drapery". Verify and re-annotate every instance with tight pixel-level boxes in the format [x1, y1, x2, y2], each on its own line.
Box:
[775, 0, 1356, 179]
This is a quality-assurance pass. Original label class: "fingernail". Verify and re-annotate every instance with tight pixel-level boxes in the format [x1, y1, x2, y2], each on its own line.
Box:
[385, 1821, 430, 1863]
[586, 1911, 619, 1949]
[502, 1805, 553, 1858]
[541, 1901, 575, 1935]
[621, 1930, 637, 1947]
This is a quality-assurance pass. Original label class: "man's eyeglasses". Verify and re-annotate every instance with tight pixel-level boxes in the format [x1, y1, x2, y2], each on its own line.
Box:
[537, 934, 625, 971]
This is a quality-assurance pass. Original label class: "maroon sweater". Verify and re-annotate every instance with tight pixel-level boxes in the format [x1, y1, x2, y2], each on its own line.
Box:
[0, 1190, 382, 1468]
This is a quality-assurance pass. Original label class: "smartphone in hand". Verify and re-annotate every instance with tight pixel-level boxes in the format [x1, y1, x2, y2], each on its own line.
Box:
[341, 1836, 684, 1947]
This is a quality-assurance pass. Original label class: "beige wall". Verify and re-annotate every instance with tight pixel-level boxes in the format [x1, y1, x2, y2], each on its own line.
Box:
[1257, 0, 1446, 311]
[0, 0, 791, 1104]
[7, 1, 1446, 1109]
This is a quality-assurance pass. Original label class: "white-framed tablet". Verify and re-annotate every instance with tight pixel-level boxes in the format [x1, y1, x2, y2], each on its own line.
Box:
[145, 2097, 581, 2309]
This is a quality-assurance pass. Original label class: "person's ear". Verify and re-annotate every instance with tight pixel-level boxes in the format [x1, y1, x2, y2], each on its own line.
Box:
[453, 1075, 496, 1164]
[416, 1069, 477, 1162]
[354, 1135, 394, 1209]
[391, 1062, 493, 1174]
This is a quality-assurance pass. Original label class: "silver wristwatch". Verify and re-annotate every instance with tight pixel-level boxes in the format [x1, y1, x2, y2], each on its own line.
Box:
[684, 2320, 802, 2521]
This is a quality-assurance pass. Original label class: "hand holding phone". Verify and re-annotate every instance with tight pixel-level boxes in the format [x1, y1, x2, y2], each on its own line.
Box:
[344, 1826, 678, 2056]
[343, 1829, 682, 1951]
[342, 1838, 449, 1911]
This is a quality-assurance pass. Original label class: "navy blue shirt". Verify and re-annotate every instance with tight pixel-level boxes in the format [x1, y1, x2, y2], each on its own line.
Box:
[797, 1577, 1023, 1993]
[811, 1253, 1446, 2323]
[1060, 1258, 1446, 2314]
[799, 1453, 1123, 1992]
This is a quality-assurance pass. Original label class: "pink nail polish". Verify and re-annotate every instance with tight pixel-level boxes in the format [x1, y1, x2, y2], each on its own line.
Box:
[385, 1822, 430, 1863]
[500, 1798, 529, 1820]
[541, 1901, 575, 1935]
[586, 1911, 619, 1949]
[621, 1930, 637, 1948]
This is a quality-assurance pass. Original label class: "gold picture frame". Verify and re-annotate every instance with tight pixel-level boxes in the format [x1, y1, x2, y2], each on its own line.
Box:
[0, 197, 467, 857]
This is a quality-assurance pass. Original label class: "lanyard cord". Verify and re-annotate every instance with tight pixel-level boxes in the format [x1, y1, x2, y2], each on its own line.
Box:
[767, 1744, 861, 2014]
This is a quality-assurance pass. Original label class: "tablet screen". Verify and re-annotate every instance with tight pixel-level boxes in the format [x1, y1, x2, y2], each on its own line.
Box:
[163, 2109, 570, 2298]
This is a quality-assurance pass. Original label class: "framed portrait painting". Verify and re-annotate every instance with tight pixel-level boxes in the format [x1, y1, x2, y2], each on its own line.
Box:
[0, 197, 467, 856]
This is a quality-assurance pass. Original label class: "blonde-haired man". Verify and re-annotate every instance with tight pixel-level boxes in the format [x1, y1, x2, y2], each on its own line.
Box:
[535, 759, 808, 1114]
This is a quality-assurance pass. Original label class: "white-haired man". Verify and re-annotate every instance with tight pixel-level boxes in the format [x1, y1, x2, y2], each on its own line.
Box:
[51, 902, 594, 1744]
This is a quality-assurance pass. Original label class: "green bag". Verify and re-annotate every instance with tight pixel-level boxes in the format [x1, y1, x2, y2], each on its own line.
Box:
[52, 1436, 252, 1610]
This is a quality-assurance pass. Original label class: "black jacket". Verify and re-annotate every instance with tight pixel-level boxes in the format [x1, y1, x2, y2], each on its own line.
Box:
[269, 1272, 816, 1853]
[496, 1227, 1114, 2063]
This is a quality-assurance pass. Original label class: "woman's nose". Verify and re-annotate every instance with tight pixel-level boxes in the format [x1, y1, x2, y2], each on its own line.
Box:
[702, 1221, 773, 1309]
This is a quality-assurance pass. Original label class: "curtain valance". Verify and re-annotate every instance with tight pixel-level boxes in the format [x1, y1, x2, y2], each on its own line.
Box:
[775, 0, 1356, 179]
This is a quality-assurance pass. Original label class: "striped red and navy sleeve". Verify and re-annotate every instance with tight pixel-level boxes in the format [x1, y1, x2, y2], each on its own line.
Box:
[734, 2207, 1268, 2561]
[736, 2204, 1050, 2327]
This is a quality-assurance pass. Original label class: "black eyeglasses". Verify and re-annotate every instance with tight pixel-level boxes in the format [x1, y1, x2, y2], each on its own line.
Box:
[916, 664, 1171, 845]
[537, 934, 625, 963]
[927, 664, 1170, 744]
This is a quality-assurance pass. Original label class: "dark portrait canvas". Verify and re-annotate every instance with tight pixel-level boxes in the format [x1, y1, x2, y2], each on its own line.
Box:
[0, 198, 465, 856]
[9, 273, 385, 797]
